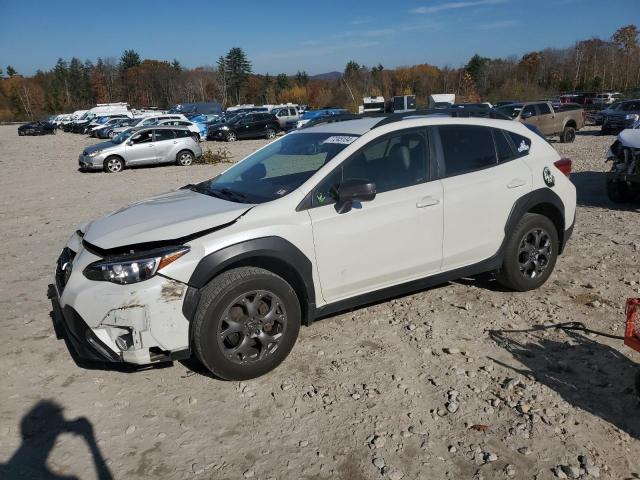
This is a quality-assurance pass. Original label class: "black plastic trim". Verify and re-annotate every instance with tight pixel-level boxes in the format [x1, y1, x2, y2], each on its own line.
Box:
[185, 236, 316, 326]
[315, 253, 502, 320]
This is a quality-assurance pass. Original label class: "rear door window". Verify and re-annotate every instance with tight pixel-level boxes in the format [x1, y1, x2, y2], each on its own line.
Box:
[438, 125, 497, 176]
[154, 129, 175, 142]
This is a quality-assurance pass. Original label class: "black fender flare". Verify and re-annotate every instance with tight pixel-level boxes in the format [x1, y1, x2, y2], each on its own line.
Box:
[503, 187, 571, 254]
[182, 236, 316, 326]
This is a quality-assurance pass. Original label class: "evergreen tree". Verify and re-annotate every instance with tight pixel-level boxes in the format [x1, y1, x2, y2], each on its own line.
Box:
[171, 59, 182, 72]
[6, 65, 17, 76]
[119, 50, 141, 70]
[224, 47, 252, 104]
[295, 70, 309, 86]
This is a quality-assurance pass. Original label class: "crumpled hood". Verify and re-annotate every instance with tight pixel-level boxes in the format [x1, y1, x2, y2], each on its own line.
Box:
[82, 141, 117, 156]
[83, 189, 251, 249]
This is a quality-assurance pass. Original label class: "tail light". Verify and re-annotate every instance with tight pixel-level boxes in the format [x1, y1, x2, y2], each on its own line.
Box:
[625, 299, 640, 353]
[554, 158, 572, 177]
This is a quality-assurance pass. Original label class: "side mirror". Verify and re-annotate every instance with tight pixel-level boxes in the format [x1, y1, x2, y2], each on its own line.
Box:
[126, 140, 133, 146]
[335, 179, 376, 214]
[521, 111, 533, 119]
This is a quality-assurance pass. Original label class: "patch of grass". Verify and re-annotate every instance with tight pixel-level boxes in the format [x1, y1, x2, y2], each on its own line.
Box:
[196, 146, 233, 165]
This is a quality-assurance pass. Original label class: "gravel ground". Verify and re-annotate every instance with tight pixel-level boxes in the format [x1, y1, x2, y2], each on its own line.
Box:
[0, 126, 639, 479]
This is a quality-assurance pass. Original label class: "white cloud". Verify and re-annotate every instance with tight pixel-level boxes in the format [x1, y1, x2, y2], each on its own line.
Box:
[411, 0, 507, 15]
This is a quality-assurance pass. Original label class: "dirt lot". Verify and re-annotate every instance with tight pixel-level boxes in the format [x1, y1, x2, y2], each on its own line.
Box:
[0, 125, 639, 480]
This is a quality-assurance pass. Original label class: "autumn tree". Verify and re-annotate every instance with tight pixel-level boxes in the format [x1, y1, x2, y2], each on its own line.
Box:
[612, 24, 639, 89]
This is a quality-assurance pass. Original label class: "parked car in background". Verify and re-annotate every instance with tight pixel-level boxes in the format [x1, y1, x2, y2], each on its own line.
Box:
[108, 114, 189, 137]
[272, 106, 300, 129]
[78, 126, 201, 173]
[18, 120, 56, 136]
[208, 112, 280, 141]
[592, 102, 623, 126]
[602, 99, 640, 134]
[95, 118, 139, 139]
[158, 119, 202, 139]
[497, 101, 584, 142]
[293, 108, 349, 129]
[495, 101, 516, 108]
[87, 115, 130, 136]
[594, 92, 623, 106]
[169, 102, 222, 116]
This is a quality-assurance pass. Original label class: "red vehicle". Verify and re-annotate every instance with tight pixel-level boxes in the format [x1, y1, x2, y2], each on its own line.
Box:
[560, 92, 597, 106]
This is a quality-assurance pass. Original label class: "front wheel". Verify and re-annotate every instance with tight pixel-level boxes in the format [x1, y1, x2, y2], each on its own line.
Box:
[103, 156, 124, 173]
[176, 150, 194, 166]
[560, 126, 575, 143]
[192, 267, 301, 380]
[225, 132, 237, 142]
[496, 213, 559, 292]
[265, 128, 276, 139]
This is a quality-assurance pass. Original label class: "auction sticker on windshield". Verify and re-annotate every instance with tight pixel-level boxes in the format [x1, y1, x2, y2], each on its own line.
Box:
[322, 136, 358, 145]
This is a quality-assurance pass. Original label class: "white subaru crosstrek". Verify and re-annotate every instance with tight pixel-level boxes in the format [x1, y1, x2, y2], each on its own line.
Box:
[49, 112, 576, 380]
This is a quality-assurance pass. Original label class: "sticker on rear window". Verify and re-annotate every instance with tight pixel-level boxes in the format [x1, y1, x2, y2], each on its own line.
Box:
[517, 140, 530, 153]
[322, 136, 358, 145]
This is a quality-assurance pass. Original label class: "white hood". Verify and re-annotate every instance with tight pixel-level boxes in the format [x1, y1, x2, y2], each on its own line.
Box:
[83, 189, 252, 249]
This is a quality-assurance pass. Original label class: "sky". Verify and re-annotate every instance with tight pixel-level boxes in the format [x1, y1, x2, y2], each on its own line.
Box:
[0, 0, 638, 76]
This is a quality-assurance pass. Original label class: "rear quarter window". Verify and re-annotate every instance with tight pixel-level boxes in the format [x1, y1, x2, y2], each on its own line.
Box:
[506, 131, 532, 156]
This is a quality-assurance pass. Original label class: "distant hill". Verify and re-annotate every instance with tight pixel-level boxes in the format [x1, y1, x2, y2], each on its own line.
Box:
[310, 71, 342, 81]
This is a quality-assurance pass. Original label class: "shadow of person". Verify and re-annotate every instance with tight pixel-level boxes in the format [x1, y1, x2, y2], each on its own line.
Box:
[489, 328, 640, 440]
[0, 400, 113, 480]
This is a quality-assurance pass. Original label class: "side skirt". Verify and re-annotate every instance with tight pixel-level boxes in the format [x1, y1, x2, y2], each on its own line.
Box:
[312, 254, 503, 322]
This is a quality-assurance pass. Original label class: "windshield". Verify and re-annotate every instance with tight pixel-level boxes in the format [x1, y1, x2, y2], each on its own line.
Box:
[497, 104, 523, 118]
[193, 132, 359, 203]
[111, 129, 136, 144]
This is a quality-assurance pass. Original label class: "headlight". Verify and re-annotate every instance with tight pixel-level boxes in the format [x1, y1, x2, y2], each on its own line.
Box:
[83, 246, 190, 285]
[88, 150, 102, 158]
[625, 114, 639, 121]
[220, 126, 229, 130]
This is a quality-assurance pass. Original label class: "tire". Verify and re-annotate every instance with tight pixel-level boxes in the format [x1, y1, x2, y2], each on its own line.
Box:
[560, 126, 576, 143]
[606, 179, 637, 203]
[176, 150, 194, 166]
[265, 128, 276, 139]
[496, 213, 559, 292]
[225, 131, 237, 142]
[103, 156, 124, 173]
[192, 267, 301, 380]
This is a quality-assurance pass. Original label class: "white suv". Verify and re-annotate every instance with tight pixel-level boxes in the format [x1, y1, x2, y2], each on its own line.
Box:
[49, 112, 576, 380]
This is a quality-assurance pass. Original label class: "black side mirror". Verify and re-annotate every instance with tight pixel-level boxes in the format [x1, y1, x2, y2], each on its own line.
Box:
[335, 179, 376, 214]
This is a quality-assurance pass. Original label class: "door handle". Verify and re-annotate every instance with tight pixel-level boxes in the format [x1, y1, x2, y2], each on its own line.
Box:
[416, 196, 440, 208]
[507, 179, 526, 189]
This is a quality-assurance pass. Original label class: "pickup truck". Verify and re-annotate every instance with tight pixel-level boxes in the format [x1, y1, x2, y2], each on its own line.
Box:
[497, 101, 584, 143]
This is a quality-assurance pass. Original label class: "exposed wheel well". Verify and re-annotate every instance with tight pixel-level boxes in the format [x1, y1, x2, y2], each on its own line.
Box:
[527, 202, 566, 253]
[215, 256, 312, 325]
[564, 120, 577, 129]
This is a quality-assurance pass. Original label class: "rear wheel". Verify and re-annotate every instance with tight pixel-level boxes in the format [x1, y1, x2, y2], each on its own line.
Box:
[176, 150, 194, 166]
[103, 156, 124, 173]
[192, 267, 301, 380]
[606, 179, 637, 203]
[496, 213, 559, 292]
[560, 126, 576, 143]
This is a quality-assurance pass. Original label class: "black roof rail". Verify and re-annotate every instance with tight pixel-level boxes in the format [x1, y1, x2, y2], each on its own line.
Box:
[299, 113, 383, 129]
[372, 107, 511, 128]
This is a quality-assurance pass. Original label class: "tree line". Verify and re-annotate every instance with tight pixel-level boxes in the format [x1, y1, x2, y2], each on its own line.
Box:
[0, 24, 638, 121]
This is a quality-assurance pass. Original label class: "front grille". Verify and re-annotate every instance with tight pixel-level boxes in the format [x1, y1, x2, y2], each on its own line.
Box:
[55, 247, 76, 294]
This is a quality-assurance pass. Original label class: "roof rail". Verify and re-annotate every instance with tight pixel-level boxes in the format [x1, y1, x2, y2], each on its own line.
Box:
[299, 113, 379, 129]
[372, 107, 511, 128]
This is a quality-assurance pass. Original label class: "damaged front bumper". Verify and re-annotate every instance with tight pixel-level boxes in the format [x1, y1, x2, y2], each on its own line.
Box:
[50, 236, 192, 366]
